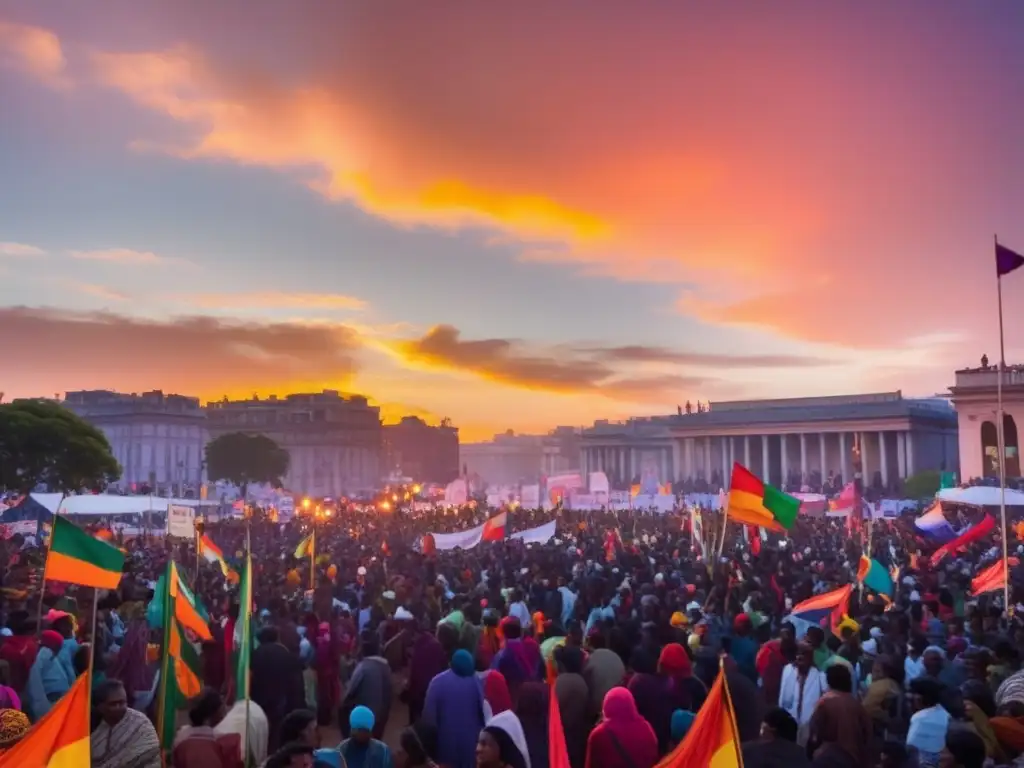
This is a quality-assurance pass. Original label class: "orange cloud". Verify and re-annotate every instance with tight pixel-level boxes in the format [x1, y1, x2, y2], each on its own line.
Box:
[0, 20, 67, 87]
[0, 307, 361, 400]
[386, 324, 824, 403]
[0, 242, 45, 257]
[68, 248, 182, 266]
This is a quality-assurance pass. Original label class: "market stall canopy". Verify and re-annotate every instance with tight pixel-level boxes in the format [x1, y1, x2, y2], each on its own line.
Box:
[936, 486, 1024, 507]
[29, 493, 216, 516]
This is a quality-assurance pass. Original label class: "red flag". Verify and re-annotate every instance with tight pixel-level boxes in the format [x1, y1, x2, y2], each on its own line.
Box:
[481, 512, 507, 542]
[548, 681, 571, 768]
[931, 514, 996, 564]
[746, 525, 761, 556]
[972, 557, 1019, 596]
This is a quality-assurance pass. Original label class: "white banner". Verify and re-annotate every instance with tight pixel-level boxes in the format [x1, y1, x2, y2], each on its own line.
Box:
[510, 519, 556, 545]
[429, 519, 556, 550]
[167, 504, 195, 538]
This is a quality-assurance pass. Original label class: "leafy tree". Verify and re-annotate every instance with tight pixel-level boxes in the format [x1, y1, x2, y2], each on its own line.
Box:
[0, 399, 121, 494]
[205, 432, 290, 502]
[903, 469, 941, 499]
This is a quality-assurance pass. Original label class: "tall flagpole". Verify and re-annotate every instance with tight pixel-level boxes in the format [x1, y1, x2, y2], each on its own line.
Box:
[309, 522, 316, 591]
[243, 516, 251, 768]
[996, 234, 1011, 615]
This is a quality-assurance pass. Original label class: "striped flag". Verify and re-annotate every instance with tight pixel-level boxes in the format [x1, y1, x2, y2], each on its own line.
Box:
[151, 561, 213, 642]
[44, 516, 125, 589]
[236, 551, 253, 703]
[0, 670, 91, 766]
[972, 557, 1020, 596]
[789, 584, 853, 636]
[157, 562, 204, 756]
[199, 534, 238, 582]
[657, 663, 742, 768]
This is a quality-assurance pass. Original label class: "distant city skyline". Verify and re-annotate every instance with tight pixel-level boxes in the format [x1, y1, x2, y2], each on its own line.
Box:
[2, 2, 1024, 441]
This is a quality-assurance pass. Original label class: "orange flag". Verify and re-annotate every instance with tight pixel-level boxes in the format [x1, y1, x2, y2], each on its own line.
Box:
[657, 663, 742, 768]
[548, 681, 571, 768]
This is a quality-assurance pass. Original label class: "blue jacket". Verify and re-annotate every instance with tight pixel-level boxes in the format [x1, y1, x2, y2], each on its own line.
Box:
[26, 647, 75, 721]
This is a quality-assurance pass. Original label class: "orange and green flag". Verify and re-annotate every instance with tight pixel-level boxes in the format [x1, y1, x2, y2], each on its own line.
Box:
[0, 669, 90, 767]
[657, 664, 743, 768]
[44, 515, 125, 589]
[157, 563, 204, 754]
[726, 463, 800, 531]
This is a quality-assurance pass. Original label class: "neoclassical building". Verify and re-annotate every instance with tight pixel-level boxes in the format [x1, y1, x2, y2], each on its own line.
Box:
[950, 361, 1024, 482]
[580, 392, 959, 490]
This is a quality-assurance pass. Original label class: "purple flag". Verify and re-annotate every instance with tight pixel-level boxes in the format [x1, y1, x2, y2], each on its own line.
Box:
[996, 242, 1024, 277]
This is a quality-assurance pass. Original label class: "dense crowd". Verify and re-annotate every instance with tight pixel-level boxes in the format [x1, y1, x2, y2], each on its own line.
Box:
[0, 502, 1019, 768]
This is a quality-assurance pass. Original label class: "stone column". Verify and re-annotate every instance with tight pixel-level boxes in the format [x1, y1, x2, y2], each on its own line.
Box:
[896, 432, 907, 479]
[671, 441, 681, 482]
[799, 433, 808, 483]
[839, 432, 849, 482]
[780, 434, 789, 486]
[761, 434, 770, 480]
[906, 431, 915, 476]
[819, 433, 827, 478]
[722, 437, 730, 485]
[744, 435, 751, 468]
[878, 431, 889, 487]
[860, 432, 870, 487]
[630, 448, 637, 482]
[704, 437, 712, 482]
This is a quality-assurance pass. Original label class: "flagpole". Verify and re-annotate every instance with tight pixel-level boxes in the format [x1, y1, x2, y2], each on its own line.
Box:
[88, 587, 100, 671]
[309, 522, 316, 591]
[996, 234, 1011, 615]
[243, 516, 252, 768]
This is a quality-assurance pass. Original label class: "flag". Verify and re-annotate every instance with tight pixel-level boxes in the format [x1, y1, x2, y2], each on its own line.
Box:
[44, 515, 125, 589]
[149, 561, 213, 642]
[157, 563, 203, 753]
[996, 242, 1024, 277]
[548, 680, 572, 768]
[295, 532, 314, 559]
[914, 502, 957, 542]
[0, 670, 90, 766]
[727, 463, 800, 530]
[972, 557, 1020, 596]
[790, 584, 853, 636]
[199, 534, 238, 582]
[481, 511, 507, 542]
[931, 514, 996, 564]
[235, 551, 253, 702]
[656, 664, 742, 768]
[857, 556, 894, 597]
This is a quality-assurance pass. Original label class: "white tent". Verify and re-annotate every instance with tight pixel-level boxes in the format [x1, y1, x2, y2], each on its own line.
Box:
[936, 486, 1024, 507]
[29, 493, 217, 516]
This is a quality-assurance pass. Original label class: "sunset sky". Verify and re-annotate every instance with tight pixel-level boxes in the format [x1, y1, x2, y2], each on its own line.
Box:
[2, 1, 1023, 441]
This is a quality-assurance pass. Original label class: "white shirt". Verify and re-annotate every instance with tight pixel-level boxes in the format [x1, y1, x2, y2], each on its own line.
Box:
[509, 601, 532, 630]
[778, 664, 826, 726]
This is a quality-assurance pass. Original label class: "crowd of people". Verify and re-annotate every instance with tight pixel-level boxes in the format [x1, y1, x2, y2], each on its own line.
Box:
[0, 501, 1019, 767]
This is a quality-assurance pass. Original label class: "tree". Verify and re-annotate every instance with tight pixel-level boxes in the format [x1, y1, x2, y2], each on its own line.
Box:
[0, 399, 121, 494]
[204, 432, 290, 502]
[903, 469, 942, 499]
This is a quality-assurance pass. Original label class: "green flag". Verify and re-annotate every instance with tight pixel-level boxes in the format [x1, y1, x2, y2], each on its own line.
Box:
[940, 471, 957, 489]
[235, 552, 253, 704]
[156, 563, 203, 755]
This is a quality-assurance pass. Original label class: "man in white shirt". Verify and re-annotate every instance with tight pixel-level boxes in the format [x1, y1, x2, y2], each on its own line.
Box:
[778, 642, 826, 747]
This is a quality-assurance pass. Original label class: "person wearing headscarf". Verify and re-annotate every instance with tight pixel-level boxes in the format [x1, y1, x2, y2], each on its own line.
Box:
[730, 614, 759, 682]
[0, 612, 36, 698]
[480, 710, 531, 768]
[109, 614, 158, 712]
[339, 706, 393, 768]
[670, 710, 695, 748]
[214, 698, 270, 767]
[990, 700, 1024, 756]
[483, 670, 513, 717]
[960, 680, 1006, 764]
[315, 622, 342, 727]
[659, 643, 706, 719]
[906, 677, 951, 768]
[423, 649, 487, 768]
[515, 683, 549, 768]
[91, 679, 162, 768]
[584, 688, 658, 768]
[581, 646, 625, 722]
[25, 629, 75, 721]
[0, 709, 30, 754]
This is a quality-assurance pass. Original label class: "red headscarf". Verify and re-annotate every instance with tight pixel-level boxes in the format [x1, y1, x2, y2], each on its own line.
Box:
[658, 643, 692, 678]
[483, 670, 513, 715]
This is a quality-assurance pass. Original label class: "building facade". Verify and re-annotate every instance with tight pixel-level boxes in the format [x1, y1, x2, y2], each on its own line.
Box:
[581, 392, 958, 491]
[949, 360, 1024, 482]
[461, 427, 582, 486]
[206, 390, 382, 496]
[63, 390, 207, 494]
[382, 416, 460, 484]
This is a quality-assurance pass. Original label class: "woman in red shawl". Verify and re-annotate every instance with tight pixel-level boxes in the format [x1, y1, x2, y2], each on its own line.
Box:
[659, 643, 706, 713]
[483, 670, 513, 717]
[585, 688, 659, 768]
